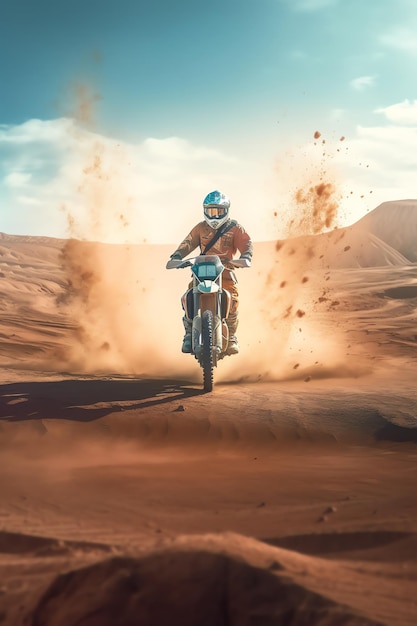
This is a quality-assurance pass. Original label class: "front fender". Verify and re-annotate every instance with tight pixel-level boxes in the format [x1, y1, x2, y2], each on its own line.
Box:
[197, 280, 220, 293]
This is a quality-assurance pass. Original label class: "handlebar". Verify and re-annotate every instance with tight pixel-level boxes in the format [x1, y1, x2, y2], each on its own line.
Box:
[166, 257, 250, 270]
[166, 258, 192, 269]
[228, 258, 251, 268]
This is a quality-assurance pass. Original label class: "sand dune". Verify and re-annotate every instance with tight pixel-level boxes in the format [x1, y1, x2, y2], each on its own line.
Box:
[23, 534, 387, 626]
[267, 200, 417, 270]
[357, 200, 417, 262]
[0, 200, 417, 625]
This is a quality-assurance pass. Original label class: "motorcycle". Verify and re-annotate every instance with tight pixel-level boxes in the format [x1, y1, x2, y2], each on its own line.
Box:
[166, 254, 249, 392]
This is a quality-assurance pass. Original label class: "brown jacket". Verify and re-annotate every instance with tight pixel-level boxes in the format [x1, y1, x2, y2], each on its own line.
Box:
[173, 220, 253, 265]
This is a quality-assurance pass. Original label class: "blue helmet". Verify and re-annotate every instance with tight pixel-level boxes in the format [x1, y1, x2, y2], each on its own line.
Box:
[203, 190, 230, 230]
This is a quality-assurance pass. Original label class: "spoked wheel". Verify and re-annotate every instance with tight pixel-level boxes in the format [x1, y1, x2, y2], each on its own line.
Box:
[201, 309, 214, 392]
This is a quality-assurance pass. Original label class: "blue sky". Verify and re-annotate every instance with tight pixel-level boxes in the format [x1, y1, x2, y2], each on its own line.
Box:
[1, 0, 417, 243]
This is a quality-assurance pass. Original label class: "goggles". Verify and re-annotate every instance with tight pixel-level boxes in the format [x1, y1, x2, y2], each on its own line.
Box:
[205, 206, 227, 218]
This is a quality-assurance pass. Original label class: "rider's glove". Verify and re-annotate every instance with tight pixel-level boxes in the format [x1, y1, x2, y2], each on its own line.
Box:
[166, 251, 184, 270]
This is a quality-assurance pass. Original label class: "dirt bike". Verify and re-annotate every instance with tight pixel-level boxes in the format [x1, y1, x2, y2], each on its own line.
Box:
[166, 254, 249, 392]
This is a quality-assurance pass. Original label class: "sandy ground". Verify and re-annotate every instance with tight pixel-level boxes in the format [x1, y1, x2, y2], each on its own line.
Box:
[0, 203, 417, 625]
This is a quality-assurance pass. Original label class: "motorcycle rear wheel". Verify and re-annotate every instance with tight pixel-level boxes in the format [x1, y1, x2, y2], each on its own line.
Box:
[201, 309, 214, 392]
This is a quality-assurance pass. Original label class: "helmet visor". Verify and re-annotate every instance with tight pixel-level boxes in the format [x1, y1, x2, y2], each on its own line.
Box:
[205, 206, 227, 218]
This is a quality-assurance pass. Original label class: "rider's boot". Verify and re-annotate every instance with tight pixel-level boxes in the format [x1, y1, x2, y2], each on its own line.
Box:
[226, 313, 239, 355]
[227, 335, 239, 355]
[182, 316, 192, 353]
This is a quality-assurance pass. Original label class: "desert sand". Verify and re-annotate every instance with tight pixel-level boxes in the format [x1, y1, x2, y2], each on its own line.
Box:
[0, 200, 417, 625]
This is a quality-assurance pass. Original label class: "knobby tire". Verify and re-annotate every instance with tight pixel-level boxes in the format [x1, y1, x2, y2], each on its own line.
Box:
[201, 310, 214, 392]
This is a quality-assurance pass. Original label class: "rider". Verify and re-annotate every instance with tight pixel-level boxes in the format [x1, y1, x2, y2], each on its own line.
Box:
[168, 190, 253, 355]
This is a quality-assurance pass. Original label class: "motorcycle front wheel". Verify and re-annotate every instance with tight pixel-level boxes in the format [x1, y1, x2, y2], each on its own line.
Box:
[201, 309, 214, 392]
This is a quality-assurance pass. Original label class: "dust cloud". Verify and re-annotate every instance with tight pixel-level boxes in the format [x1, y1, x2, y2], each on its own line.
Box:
[55, 116, 366, 385]
[57, 238, 198, 378]
[293, 182, 339, 234]
[218, 132, 366, 384]
[67, 83, 102, 126]
[55, 84, 197, 378]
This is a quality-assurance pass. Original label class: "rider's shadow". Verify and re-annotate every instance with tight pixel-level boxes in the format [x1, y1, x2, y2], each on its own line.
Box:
[0, 378, 204, 422]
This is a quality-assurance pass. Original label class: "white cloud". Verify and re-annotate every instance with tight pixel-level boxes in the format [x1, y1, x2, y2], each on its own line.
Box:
[376, 99, 417, 125]
[2, 108, 416, 244]
[380, 28, 417, 55]
[0, 118, 269, 243]
[4, 172, 32, 187]
[326, 120, 417, 224]
[0, 117, 74, 145]
[143, 137, 235, 163]
[350, 75, 376, 91]
[353, 124, 417, 170]
[16, 195, 44, 206]
[330, 108, 347, 120]
[268, 104, 417, 233]
[280, 0, 339, 11]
